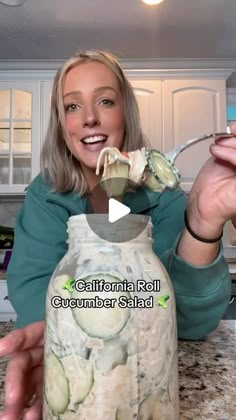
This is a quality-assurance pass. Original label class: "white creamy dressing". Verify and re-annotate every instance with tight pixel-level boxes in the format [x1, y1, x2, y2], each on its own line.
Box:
[43, 215, 179, 419]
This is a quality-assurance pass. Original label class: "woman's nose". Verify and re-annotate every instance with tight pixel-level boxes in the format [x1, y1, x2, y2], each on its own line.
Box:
[82, 106, 100, 127]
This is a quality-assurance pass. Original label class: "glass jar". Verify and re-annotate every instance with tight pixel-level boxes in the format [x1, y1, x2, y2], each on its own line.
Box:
[43, 214, 179, 419]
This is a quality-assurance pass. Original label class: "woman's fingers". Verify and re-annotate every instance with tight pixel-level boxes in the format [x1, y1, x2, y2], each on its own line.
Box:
[210, 143, 236, 166]
[0, 405, 22, 420]
[1, 390, 42, 420]
[22, 397, 43, 420]
[2, 358, 44, 420]
[5, 347, 44, 406]
[22, 365, 43, 420]
[0, 323, 45, 420]
[228, 121, 236, 134]
[215, 136, 236, 148]
[0, 322, 45, 357]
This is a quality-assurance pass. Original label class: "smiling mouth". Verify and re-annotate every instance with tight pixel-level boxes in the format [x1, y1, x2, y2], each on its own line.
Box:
[81, 135, 108, 145]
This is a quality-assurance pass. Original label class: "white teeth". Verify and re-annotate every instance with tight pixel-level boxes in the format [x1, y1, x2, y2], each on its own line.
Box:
[82, 135, 107, 144]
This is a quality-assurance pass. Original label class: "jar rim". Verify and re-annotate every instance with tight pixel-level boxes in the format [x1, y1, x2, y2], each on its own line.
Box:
[67, 213, 152, 228]
[68, 213, 151, 224]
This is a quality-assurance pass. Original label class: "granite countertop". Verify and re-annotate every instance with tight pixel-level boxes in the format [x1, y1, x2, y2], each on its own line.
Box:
[0, 321, 235, 420]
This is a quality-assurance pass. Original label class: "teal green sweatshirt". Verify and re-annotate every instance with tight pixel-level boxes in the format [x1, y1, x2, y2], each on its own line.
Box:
[7, 174, 231, 339]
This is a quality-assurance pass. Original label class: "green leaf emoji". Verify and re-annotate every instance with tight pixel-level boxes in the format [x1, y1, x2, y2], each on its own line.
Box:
[156, 294, 170, 309]
[62, 278, 75, 292]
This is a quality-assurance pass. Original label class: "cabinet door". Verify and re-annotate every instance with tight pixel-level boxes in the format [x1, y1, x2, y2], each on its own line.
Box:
[41, 80, 54, 146]
[0, 81, 40, 194]
[163, 80, 227, 191]
[129, 79, 162, 150]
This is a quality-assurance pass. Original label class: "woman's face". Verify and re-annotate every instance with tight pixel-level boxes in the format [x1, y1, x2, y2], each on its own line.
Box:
[63, 61, 125, 172]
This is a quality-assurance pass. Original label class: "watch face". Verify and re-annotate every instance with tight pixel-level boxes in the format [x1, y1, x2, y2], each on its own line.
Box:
[146, 149, 180, 189]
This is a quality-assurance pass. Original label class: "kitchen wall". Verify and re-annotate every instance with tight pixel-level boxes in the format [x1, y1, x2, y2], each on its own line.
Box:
[0, 197, 24, 227]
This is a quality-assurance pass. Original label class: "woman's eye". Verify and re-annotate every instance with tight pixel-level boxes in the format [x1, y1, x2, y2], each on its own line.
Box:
[65, 103, 80, 112]
[100, 98, 114, 107]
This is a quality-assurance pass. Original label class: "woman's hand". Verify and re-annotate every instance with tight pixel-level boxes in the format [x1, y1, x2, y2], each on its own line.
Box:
[186, 125, 236, 239]
[0, 321, 45, 420]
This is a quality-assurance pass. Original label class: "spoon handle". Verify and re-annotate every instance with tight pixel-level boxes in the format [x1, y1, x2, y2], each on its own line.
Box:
[164, 132, 233, 163]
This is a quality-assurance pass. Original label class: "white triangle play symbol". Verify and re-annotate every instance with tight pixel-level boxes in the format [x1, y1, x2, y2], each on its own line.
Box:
[108, 198, 131, 223]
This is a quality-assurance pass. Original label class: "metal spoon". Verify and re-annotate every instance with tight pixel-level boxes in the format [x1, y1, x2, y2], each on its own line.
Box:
[164, 131, 233, 164]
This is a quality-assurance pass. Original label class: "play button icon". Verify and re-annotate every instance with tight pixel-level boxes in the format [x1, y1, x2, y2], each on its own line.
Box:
[108, 198, 130, 223]
[85, 177, 151, 243]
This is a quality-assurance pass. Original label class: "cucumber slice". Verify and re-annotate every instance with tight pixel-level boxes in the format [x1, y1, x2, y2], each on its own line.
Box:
[138, 391, 171, 419]
[71, 273, 131, 339]
[56, 305, 91, 359]
[138, 392, 158, 419]
[46, 281, 91, 360]
[116, 407, 135, 420]
[44, 352, 70, 415]
[146, 149, 180, 189]
[144, 169, 163, 192]
[95, 337, 128, 374]
[61, 354, 94, 410]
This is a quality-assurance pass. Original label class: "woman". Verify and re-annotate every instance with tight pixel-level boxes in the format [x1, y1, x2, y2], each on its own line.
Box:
[0, 50, 235, 420]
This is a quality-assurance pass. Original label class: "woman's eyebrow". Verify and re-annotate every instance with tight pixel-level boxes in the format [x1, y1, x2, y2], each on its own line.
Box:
[94, 86, 117, 94]
[63, 86, 117, 99]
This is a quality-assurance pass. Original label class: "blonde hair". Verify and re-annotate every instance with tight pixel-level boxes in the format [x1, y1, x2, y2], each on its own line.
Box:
[41, 50, 148, 194]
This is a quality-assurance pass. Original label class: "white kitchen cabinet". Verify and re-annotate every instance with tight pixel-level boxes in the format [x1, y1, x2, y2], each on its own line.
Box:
[162, 79, 227, 191]
[41, 80, 54, 144]
[129, 79, 163, 151]
[129, 78, 227, 191]
[0, 280, 16, 322]
[0, 80, 41, 194]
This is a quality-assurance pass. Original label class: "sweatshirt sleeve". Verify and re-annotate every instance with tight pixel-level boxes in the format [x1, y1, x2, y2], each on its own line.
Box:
[150, 188, 232, 340]
[7, 178, 70, 329]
